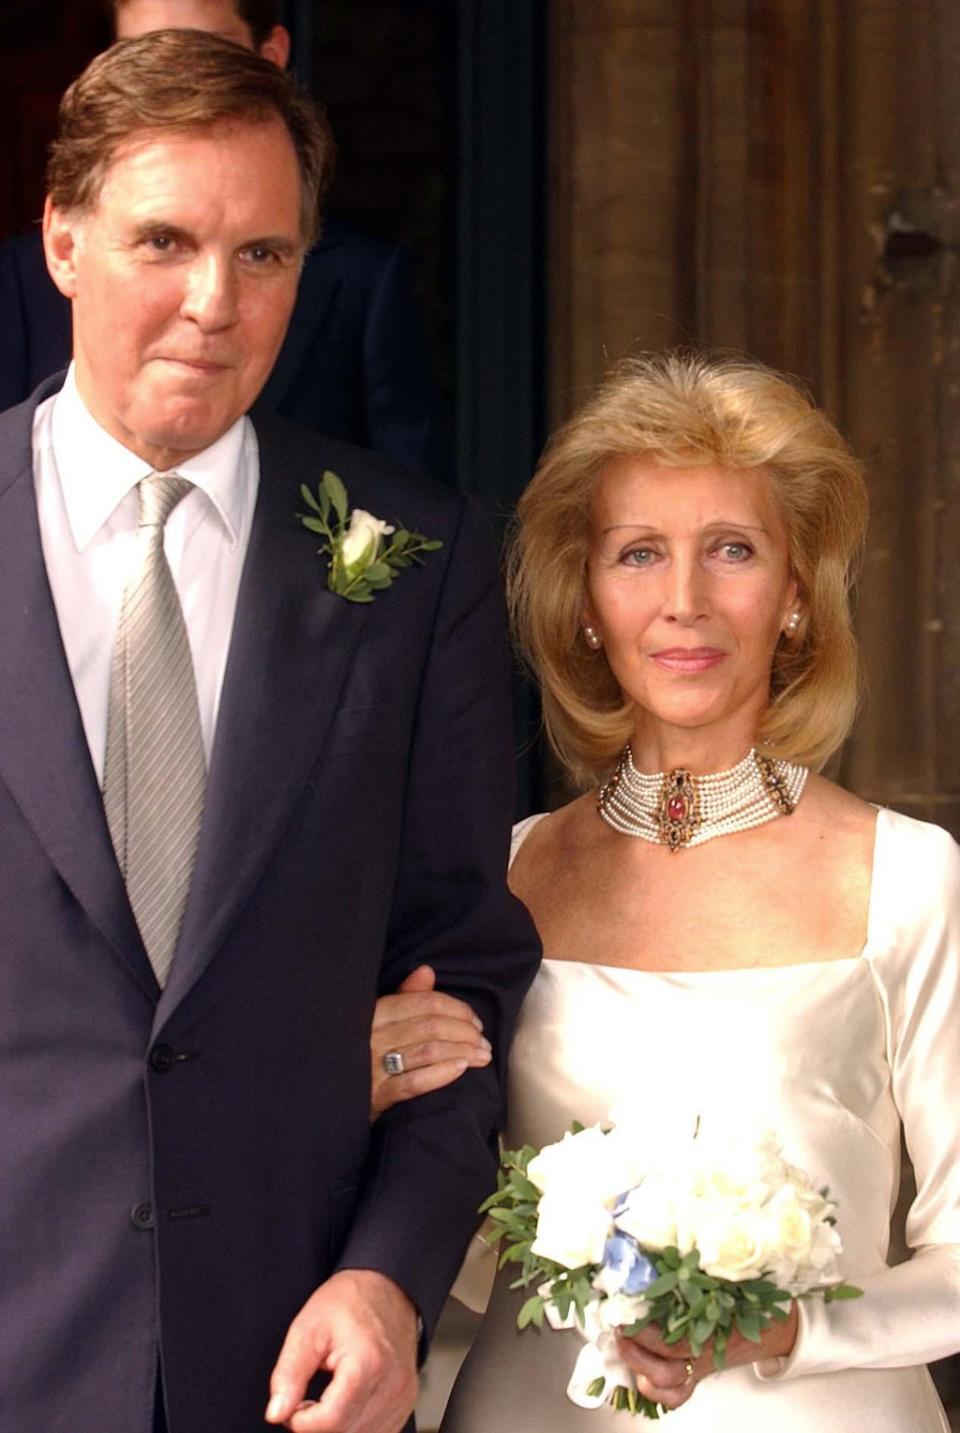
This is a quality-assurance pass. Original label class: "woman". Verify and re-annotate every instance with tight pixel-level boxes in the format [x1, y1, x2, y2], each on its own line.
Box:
[373, 353, 960, 1430]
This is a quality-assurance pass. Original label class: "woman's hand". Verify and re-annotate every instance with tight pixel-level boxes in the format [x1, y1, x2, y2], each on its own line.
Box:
[616, 1302, 798, 1411]
[370, 965, 492, 1118]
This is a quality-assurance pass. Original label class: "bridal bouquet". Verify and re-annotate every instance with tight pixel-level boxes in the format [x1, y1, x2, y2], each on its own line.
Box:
[481, 1114, 861, 1418]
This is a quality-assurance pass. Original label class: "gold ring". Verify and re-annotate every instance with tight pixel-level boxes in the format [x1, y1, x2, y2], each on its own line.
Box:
[683, 1359, 695, 1386]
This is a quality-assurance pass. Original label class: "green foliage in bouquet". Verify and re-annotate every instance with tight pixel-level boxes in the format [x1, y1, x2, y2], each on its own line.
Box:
[620, 1247, 791, 1365]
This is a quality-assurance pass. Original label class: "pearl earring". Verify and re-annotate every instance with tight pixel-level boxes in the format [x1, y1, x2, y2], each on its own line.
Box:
[786, 611, 801, 634]
[584, 625, 602, 649]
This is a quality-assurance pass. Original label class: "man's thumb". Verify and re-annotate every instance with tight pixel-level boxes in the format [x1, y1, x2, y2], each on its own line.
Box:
[266, 1319, 330, 1424]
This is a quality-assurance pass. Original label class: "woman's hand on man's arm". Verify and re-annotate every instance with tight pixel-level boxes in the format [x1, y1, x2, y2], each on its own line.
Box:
[370, 965, 493, 1118]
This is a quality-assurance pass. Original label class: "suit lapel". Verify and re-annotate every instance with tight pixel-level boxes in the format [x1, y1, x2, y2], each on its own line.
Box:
[0, 423, 156, 1001]
[0, 388, 369, 1015]
[157, 425, 369, 1020]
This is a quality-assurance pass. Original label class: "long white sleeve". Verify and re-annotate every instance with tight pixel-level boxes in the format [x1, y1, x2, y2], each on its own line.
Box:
[762, 812, 960, 1379]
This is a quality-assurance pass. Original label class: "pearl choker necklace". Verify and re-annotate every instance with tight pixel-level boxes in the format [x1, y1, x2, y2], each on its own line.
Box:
[597, 746, 808, 851]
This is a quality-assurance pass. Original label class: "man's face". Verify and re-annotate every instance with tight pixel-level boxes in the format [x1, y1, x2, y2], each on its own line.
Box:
[114, 0, 290, 66]
[43, 118, 304, 471]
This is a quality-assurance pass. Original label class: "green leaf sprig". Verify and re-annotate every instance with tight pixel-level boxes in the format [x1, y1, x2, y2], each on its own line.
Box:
[299, 470, 442, 604]
[619, 1248, 793, 1367]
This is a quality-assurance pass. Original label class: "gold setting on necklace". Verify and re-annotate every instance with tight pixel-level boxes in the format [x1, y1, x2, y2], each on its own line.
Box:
[656, 767, 701, 848]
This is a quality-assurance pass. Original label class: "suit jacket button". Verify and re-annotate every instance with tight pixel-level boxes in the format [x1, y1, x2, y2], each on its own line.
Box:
[131, 1202, 155, 1231]
[149, 1044, 175, 1073]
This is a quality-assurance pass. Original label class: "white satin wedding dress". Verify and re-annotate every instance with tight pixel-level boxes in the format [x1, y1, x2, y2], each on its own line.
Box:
[440, 807, 960, 1432]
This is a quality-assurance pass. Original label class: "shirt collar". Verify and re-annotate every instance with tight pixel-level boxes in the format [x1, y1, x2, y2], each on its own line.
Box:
[50, 364, 249, 551]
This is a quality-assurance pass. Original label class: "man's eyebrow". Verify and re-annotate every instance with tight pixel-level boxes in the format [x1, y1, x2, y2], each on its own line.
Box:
[244, 235, 301, 258]
[129, 220, 194, 244]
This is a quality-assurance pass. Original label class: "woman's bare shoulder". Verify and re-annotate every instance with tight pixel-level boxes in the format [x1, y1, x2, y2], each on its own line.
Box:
[798, 771, 876, 836]
[509, 794, 597, 888]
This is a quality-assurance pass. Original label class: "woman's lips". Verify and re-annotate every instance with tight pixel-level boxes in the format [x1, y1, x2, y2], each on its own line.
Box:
[650, 647, 727, 673]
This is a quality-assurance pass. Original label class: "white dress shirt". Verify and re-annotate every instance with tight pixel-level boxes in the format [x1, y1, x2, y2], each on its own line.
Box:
[33, 365, 259, 782]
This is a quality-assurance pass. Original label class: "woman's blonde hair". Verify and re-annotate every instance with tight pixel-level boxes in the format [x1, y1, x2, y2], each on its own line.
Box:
[508, 351, 869, 786]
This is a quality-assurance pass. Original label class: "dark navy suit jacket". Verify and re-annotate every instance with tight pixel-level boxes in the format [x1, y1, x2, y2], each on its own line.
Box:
[0, 378, 539, 1432]
[0, 218, 444, 473]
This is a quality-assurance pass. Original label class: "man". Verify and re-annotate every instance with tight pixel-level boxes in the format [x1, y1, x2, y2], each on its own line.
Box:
[0, 31, 538, 1433]
[0, 0, 443, 475]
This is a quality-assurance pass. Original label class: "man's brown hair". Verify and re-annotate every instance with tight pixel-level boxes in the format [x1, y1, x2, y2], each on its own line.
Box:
[48, 29, 333, 245]
[108, 0, 283, 50]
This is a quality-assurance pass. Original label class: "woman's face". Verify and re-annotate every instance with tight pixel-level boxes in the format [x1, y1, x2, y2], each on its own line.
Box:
[585, 458, 798, 753]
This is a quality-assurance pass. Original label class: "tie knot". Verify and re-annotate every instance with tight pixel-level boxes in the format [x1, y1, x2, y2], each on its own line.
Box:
[138, 474, 193, 530]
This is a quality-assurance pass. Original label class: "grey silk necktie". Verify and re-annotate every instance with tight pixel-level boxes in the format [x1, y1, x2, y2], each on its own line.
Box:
[103, 474, 206, 987]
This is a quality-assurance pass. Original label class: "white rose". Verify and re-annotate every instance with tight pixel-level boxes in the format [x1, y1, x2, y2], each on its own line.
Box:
[766, 1187, 814, 1251]
[690, 1134, 787, 1211]
[597, 1292, 648, 1331]
[531, 1191, 613, 1269]
[806, 1218, 843, 1276]
[758, 1181, 842, 1286]
[770, 1204, 812, 1255]
[787, 1173, 836, 1223]
[767, 1226, 840, 1290]
[695, 1209, 771, 1282]
[614, 1174, 681, 1252]
[527, 1125, 642, 1207]
[761, 1216, 812, 1289]
[693, 1167, 773, 1212]
[340, 509, 395, 571]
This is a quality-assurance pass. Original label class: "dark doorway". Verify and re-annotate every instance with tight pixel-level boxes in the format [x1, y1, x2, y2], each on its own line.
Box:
[0, 0, 110, 241]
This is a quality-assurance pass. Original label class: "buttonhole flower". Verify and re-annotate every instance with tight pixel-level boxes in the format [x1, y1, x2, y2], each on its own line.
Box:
[299, 469, 442, 603]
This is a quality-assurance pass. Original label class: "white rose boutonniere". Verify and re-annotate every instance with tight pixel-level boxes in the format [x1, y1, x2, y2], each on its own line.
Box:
[299, 470, 442, 603]
[340, 510, 396, 572]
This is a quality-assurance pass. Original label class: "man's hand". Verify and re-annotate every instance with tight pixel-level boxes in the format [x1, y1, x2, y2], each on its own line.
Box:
[266, 1270, 419, 1432]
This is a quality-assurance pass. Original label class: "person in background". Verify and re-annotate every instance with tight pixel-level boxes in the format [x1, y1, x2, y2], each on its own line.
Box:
[0, 0, 444, 475]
